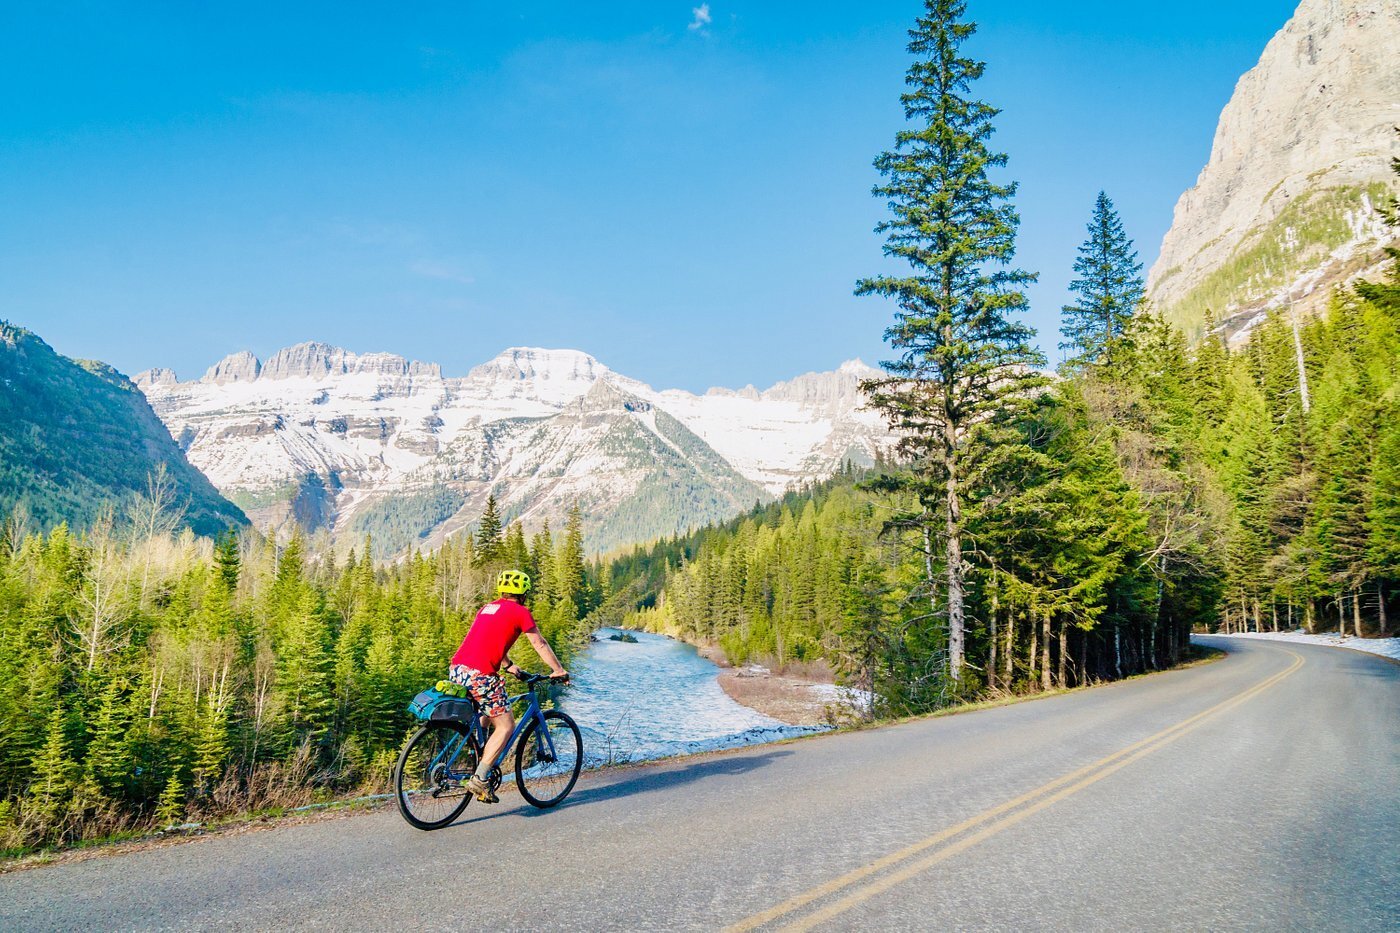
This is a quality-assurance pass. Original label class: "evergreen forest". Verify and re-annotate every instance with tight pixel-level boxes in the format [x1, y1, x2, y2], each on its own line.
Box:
[0, 497, 599, 852]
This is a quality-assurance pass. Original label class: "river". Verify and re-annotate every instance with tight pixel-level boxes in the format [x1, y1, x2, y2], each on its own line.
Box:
[558, 627, 818, 766]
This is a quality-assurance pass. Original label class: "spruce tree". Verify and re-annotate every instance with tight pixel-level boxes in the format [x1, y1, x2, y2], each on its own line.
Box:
[1059, 191, 1144, 370]
[214, 530, 240, 592]
[475, 494, 504, 562]
[154, 773, 185, 826]
[556, 504, 588, 616]
[857, 0, 1045, 681]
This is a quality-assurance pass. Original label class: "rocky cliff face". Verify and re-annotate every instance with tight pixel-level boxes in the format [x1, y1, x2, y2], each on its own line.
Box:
[137, 344, 890, 556]
[1146, 0, 1400, 342]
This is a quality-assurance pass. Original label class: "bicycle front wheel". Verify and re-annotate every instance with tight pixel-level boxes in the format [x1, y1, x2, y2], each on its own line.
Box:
[394, 722, 476, 830]
[514, 710, 583, 808]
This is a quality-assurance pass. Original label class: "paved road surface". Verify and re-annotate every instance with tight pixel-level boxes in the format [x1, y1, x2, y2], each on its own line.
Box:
[3, 637, 1397, 931]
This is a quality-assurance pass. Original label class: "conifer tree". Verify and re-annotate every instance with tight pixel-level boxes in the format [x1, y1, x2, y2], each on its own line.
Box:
[475, 494, 504, 562]
[556, 504, 588, 615]
[530, 522, 556, 605]
[1059, 191, 1144, 370]
[503, 521, 530, 573]
[154, 773, 185, 826]
[857, 0, 1045, 681]
[85, 677, 130, 797]
[214, 530, 240, 592]
[26, 709, 73, 829]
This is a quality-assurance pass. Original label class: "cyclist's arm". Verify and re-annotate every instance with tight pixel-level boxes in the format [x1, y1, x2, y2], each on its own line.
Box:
[524, 630, 568, 678]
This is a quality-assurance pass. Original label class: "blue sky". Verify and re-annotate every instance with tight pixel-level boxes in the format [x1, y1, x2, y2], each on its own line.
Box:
[1, 1, 1297, 392]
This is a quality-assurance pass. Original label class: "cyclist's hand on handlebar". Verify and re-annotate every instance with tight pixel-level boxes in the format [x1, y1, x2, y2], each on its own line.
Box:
[550, 670, 570, 684]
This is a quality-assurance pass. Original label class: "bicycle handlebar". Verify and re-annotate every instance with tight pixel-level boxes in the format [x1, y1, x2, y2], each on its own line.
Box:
[513, 671, 570, 686]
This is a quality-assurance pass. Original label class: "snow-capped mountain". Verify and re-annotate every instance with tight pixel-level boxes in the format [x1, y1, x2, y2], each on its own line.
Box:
[136, 344, 888, 555]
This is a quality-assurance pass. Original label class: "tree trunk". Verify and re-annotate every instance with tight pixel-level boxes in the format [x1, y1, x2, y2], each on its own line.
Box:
[1292, 311, 1312, 415]
[1379, 581, 1389, 638]
[1113, 624, 1122, 679]
[1040, 612, 1052, 692]
[1271, 600, 1278, 633]
[1002, 610, 1014, 687]
[1029, 614, 1039, 686]
[987, 595, 999, 692]
[1352, 589, 1363, 638]
[944, 470, 964, 683]
[1057, 620, 1067, 688]
[1151, 555, 1164, 669]
[1306, 598, 1315, 634]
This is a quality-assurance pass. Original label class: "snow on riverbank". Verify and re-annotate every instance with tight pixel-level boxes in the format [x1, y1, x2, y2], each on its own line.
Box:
[1211, 631, 1400, 662]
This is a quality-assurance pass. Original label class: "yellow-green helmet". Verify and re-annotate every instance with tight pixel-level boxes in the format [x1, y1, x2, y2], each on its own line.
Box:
[496, 569, 531, 595]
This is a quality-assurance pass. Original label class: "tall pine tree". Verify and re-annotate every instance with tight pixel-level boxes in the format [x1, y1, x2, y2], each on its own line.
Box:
[857, 0, 1045, 682]
[1059, 191, 1144, 370]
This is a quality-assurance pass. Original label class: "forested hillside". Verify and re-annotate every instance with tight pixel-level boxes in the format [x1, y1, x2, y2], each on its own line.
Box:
[0, 323, 246, 537]
[612, 258, 1399, 714]
[0, 502, 598, 853]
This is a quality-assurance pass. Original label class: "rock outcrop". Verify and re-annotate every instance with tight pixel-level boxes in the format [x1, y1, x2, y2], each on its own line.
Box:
[203, 350, 261, 384]
[1147, 0, 1400, 342]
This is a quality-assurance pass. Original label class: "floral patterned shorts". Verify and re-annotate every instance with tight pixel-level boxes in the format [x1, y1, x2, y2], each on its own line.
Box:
[448, 665, 508, 718]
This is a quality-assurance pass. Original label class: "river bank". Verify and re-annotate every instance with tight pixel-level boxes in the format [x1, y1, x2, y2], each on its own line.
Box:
[716, 665, 868, 727]
[684, 643, 868, 727]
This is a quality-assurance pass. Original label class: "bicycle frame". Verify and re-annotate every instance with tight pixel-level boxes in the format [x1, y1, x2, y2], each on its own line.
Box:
[428, 685, 560, 783]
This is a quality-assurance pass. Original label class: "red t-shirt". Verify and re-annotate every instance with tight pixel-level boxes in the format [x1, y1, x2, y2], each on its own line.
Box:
[451, 598, 538, 674]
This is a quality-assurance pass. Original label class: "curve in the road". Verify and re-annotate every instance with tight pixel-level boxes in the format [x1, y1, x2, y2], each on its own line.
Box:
[732, 649, 1304, 932]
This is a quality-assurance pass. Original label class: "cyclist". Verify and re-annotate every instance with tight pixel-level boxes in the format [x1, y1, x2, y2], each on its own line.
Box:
[448, 569, 568, 803]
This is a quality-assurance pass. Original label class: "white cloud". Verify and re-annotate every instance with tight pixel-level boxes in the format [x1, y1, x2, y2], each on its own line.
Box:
[688, 3, 712, 33]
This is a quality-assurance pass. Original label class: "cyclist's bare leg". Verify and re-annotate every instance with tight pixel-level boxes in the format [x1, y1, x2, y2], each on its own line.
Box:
[476, 711, 514, 780]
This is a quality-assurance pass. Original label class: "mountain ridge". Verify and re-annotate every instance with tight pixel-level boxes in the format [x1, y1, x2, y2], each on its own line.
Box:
[0, 322, 247, 536]
[137, 343, 889, 555]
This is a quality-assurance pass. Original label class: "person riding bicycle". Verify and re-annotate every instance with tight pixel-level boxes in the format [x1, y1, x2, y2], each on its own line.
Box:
[448, 569, 568, 804]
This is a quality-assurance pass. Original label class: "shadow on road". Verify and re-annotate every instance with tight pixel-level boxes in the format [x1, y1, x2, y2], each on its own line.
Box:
[445, 749, 793, 830]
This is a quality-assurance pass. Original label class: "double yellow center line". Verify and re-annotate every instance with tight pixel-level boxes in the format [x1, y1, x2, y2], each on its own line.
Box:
[729, 652, 1304, 932]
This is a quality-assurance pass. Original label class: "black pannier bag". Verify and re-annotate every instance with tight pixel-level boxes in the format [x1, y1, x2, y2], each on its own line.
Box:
[429, 696, 477, 722]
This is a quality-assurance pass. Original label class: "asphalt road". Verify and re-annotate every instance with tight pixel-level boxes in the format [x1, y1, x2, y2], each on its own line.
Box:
[3, 637, 1397, 931]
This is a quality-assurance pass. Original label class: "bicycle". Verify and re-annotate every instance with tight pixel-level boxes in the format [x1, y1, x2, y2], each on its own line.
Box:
[393, 671, 584, 830]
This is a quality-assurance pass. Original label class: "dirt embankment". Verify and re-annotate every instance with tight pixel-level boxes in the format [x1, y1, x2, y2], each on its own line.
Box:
[692, 645, 865, 727]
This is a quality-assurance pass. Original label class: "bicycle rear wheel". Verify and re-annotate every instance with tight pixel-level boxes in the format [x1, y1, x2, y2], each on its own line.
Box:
[394, 722, 476, 830]
[514, 710, 583, 808]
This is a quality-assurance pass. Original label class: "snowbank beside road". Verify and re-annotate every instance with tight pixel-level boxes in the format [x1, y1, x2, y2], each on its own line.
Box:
[1211, 631, 1400, 662]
